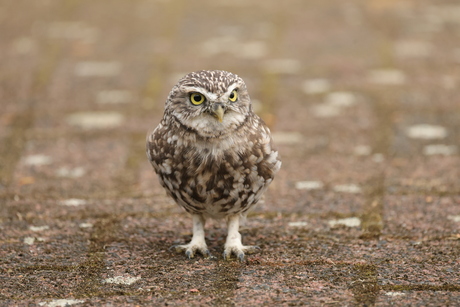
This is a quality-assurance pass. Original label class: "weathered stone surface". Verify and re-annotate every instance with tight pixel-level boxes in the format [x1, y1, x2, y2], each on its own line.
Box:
[1, 0, 459, 305]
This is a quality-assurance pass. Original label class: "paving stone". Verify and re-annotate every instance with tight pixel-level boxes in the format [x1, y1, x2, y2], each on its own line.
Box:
[386, 157, 460, 195]
[271, 131, 303, 145]
[234, 264, 356, 306]
[384, 195, 460, 237]
[371, 239, 460, 291]
[1, 0, 459, 305]
[295, 181, 324, 191]
[405, 124, 448, 140]
[328, 217, 361, 228]
[376, 291, 460, 306]
[12, 136, 130, 198]
[66, 112, 125, 129]
[0, 270, 82, 301]
[423, 144, 458, 156]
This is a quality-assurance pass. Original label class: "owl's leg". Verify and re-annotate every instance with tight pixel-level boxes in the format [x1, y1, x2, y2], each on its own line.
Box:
[172, 214, 211, 259]
[223, 214, 260, 261]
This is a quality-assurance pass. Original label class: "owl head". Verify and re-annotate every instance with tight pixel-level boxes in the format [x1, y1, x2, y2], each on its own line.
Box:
[165, 70, 252, 138]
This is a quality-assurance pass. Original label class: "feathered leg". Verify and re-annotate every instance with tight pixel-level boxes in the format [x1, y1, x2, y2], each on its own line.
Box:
[223, 214, 260, 261]
[173, 214, 211, 259]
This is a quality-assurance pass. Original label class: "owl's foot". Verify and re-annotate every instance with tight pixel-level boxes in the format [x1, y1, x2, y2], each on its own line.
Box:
[223, 242, 260, 261]
[223, 214, 260, 261]
[172, 214, 213, 259]
[171, 241, 212, 259]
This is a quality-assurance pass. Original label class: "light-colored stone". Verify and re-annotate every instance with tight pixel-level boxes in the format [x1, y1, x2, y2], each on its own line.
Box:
[29, 226, 49, 232]
[66, 112, 124, 129]
[24, 155, 53, 166]
[103, 276, 141, 285]
[447, 215, 460, 222]
[295, 181, 324, 190]
[385, 292, 406, 297]
[24, 237, 35, 245]
[328, 217, 361, 228]
[79, 223, 94, 228]
[423, 144, 457, 155]
[325, 91, 357, 107]
[288, 221, 308, 227]
[39, 299, 85, 307]
[271, 132, 303, 144]
[60, 199, 87, 206]
[406, 124, 448, 139]
[56, 167, 86, 178]
[353, 145, 372, 156]
[333, 184, 362, 194]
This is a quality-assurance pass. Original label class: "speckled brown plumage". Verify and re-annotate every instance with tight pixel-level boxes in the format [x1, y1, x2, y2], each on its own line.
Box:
[146, 70, 281, 260]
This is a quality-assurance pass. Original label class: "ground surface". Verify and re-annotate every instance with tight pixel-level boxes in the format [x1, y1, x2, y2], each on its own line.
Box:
[1, 0, 459, 306]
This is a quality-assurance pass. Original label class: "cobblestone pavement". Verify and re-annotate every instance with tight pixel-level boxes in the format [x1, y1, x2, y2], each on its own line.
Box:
[1, 0, 459, 306]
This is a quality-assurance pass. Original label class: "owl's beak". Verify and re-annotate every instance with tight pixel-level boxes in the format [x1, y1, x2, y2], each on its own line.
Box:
[212, 103, 225, 123]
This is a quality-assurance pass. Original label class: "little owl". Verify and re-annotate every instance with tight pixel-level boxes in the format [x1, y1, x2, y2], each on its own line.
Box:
[146, 70, 281, 261]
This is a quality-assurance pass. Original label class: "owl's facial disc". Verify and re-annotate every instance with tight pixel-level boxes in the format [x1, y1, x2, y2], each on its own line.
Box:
[173, 81, 248, 138]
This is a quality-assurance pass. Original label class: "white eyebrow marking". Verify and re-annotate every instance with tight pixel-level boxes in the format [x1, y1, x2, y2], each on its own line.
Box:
[223, 84, 239, 99]
[182, 86, 218, 101]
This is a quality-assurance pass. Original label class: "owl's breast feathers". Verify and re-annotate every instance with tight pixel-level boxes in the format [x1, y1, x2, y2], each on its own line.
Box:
[146, 114, 281, 218]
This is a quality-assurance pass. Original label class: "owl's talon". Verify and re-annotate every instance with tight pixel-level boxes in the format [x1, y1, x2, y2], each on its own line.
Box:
[223, 245, 259, 261]
[222, 250, 236, 261]
[171, 243, 210, 259]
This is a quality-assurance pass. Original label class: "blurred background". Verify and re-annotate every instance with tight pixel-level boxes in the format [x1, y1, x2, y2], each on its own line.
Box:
[2, 0, 458, 201]
[1, 0, 460, 304]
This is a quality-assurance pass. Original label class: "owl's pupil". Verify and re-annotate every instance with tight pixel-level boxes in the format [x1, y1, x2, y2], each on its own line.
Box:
[193, 94, 201, 101]
[229, 93, 235, 99]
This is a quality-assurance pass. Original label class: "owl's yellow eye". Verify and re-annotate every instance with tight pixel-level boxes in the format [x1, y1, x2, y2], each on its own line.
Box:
[228, 90, 238, 102]
[190, 93, 205, 105]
